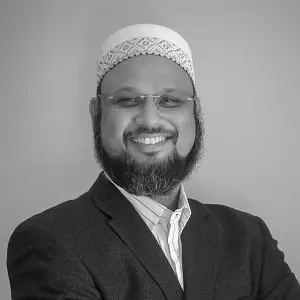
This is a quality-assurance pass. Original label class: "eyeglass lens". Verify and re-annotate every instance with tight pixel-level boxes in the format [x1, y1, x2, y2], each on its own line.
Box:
[109, 92, 193, 111]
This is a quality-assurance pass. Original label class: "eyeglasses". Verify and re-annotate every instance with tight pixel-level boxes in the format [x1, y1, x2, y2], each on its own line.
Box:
[97, 91, 198, 112]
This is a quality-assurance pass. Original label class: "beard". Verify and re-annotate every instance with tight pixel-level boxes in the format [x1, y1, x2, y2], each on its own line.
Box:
[92, 105, 204, 198]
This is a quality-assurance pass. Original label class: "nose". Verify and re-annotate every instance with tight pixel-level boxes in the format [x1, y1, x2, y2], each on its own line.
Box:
[134, 96, 161, 126]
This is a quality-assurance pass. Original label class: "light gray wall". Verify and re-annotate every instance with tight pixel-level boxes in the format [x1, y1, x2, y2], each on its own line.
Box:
[1, 0, 299, 297]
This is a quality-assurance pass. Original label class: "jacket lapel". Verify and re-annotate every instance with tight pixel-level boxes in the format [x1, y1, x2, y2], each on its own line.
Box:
[89, 172, 184, 300]
[182, 199, 222, 300]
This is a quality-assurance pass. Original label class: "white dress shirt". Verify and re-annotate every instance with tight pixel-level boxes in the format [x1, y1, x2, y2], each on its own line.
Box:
[103, 172, 191, 290]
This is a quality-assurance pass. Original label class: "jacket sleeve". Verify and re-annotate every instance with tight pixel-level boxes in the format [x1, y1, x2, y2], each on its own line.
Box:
[7, 221, 103, 300]
[256, 217, 300, 299]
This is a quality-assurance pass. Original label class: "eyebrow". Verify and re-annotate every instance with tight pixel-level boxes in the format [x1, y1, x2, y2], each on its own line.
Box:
[114, 86, 178, 93]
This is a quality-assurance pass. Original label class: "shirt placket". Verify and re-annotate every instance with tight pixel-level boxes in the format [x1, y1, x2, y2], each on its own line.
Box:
[168, 211, 184, 289]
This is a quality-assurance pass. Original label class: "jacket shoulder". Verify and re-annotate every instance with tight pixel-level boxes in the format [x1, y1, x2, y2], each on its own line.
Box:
[207, 202, 259, 222]
[9, 191, 98, 237]
[189, 199, 262, 236]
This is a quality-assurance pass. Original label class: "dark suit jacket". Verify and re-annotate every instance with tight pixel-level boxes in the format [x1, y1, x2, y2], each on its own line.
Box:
[7, 171, 300, 299]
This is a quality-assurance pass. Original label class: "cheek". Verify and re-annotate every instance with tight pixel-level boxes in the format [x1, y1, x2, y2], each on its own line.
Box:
[176, 116, 196, 155]
[101, 112, 130, 153]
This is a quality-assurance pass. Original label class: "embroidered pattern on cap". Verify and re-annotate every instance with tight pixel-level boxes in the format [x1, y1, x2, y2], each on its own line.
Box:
[96, 36, 195, 85]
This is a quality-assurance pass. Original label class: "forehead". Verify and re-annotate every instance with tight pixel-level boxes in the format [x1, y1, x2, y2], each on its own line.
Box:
[101, 55, 193, 94]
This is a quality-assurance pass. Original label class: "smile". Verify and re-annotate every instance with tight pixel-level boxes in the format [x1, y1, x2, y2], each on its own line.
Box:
[128, 137, 172, 153]
[130, 136, 167, 145]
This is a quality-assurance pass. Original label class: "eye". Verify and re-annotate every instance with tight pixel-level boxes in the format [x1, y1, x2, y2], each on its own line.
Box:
[160, 95, 182, 106]
[115, 96, 141, 106]
[116, 96, 137, 102]
[118, 97, 133, 102]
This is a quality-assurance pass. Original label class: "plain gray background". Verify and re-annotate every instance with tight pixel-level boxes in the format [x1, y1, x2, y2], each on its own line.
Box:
[1, 0, 299, 297]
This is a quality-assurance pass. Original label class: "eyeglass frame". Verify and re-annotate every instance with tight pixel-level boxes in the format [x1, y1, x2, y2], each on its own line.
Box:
[97, 91, 199, 112]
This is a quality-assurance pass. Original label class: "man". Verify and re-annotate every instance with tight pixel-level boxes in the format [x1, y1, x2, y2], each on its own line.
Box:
[7, 24, 300, 299]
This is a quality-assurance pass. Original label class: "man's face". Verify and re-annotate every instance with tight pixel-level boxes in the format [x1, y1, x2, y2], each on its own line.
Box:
[90, 55, 204, 197]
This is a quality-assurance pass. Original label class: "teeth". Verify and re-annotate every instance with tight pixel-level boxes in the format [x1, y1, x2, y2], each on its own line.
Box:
[131, 136, 167, 144]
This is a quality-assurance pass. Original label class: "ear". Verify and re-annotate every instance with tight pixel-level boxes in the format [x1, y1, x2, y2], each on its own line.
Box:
[194, 96, 201, 114]
[89, 97, 99, 118]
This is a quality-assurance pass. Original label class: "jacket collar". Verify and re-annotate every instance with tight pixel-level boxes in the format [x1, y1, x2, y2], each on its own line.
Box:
[89, 171, 222, 300]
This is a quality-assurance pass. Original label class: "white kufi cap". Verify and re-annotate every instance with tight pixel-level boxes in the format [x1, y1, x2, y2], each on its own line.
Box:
[97, 24, 195, 86]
